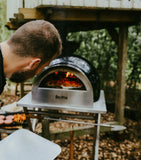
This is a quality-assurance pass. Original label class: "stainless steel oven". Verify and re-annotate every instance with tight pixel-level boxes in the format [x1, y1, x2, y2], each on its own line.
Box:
[32, 56, 100, 110]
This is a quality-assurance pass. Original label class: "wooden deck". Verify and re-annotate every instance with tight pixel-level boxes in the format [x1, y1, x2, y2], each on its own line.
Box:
[6, 0, 141, 29]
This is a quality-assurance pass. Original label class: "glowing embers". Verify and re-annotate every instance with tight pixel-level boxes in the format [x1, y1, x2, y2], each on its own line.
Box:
[39, 71, 86, 90]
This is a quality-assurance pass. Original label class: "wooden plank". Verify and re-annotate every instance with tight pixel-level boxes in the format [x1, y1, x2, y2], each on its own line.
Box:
[115, 24, 128, 125]
[46, 9, 141, 22]
[6, 22, 20, 30]
[7, 7, 141, 30]
[18, 8, 44, 19]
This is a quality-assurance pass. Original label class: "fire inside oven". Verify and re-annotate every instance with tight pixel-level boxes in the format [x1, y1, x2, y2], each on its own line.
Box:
[39, 71, 86, 90]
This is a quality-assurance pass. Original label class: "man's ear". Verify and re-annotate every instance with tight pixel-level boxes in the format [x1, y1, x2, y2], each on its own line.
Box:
[27, 58, 41, 70]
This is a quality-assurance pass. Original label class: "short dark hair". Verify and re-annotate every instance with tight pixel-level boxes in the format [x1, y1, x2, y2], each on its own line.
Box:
[7, 20, 62, 64]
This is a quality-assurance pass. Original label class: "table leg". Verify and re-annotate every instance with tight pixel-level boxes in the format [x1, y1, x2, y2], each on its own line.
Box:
[24, 107, 33, 131]
[92, 113, 101, 160]
[42, 119, 50, 139]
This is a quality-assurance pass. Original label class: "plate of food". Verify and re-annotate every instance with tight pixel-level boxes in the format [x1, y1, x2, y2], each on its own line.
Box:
[1, 102, 23, 113]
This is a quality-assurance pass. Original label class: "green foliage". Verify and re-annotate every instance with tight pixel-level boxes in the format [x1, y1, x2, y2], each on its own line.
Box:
[0, 0, 13, 42]
[127, 25, 141, 89]
[67, 29, 118, 88]
[67, 26, 141, 89]
[0, 0, 14, 90]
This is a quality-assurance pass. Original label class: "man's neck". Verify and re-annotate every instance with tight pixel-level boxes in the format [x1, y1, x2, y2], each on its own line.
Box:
[0, 41, 36, 79]
[0, 41, 11, 77]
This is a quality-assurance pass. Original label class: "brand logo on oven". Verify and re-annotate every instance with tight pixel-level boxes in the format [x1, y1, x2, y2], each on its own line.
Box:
[56, 95, 68, 100]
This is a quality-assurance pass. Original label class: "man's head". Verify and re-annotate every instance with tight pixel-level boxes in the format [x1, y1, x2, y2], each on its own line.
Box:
[5, 20, 62, 83]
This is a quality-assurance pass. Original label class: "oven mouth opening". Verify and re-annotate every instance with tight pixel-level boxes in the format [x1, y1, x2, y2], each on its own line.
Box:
[39, 71, 86, 90]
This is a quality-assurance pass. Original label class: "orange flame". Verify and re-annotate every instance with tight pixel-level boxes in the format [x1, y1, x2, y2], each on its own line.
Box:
[66, 72, 73, 77]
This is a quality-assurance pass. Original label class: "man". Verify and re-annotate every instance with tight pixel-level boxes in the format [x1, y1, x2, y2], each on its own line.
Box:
[0, 20, 62, 95]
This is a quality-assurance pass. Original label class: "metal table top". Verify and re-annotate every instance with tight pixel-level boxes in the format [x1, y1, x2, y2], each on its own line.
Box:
[17, 90, 107, 114]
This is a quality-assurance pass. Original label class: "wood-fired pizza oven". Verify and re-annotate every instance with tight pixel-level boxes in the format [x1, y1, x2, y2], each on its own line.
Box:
[32, 56, 100, 109]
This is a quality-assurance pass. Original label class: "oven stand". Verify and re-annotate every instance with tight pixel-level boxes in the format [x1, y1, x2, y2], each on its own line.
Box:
[17, 91, 107, 160]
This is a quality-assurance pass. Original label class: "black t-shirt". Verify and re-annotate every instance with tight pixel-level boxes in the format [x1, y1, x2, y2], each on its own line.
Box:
[0, 46, 6, 94]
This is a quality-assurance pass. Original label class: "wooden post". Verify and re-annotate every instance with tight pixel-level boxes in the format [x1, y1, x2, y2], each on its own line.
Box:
[20, 83, 24, 98]
[115, 24, 128, 125]
[70, 131, 74, 160]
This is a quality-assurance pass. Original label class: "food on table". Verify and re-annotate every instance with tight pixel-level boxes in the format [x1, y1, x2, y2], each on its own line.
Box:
[0, 119, 4, 125]
[5, 115, 14, 120]
[0, 114, 26, 125]
[4, 119, 13, 125]
[0, 115, 5, 120]
[13, 114, 26, 123]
